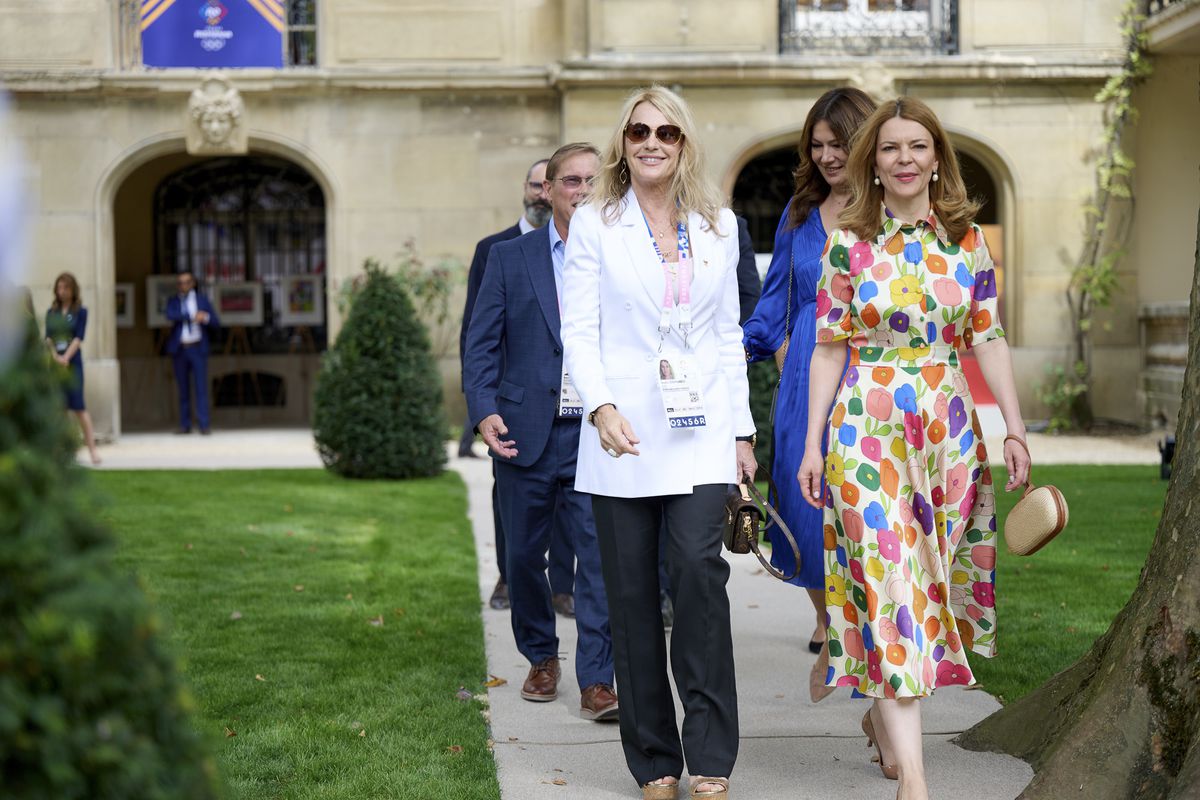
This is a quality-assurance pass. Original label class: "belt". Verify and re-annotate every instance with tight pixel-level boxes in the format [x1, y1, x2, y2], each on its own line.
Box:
[180, 341, 203, 349]
[848, 346, 960, 368]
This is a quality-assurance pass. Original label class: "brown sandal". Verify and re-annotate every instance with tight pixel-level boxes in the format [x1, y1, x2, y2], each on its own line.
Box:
[861, 709, 899, 780]
[690, 776, 729, 798]
[643, 778, 679, 800]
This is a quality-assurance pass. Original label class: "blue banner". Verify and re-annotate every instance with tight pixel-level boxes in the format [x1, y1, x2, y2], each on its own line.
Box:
[142, 0, 285, 68]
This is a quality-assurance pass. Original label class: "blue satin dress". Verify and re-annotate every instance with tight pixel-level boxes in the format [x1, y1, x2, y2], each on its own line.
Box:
[742, 203, 830, 590]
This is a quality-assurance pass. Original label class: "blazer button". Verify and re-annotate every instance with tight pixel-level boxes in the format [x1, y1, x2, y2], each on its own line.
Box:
[548, 388, 557, 395]
[553, 348, 562, 356]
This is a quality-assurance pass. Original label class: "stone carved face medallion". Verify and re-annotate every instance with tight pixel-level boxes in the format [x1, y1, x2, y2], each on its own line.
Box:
[187, 76, 247, 154]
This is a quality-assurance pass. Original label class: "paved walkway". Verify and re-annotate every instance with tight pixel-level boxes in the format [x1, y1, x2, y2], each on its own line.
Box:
[457, 450, 1035, 800]
[81, 428, 324, 469]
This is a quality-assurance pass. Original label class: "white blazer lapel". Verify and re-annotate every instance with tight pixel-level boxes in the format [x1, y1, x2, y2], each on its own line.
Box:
[685, 210, 720, 312]
[618, 189, 669, 311]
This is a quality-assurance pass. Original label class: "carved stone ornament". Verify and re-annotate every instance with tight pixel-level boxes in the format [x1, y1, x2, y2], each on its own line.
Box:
[186, 76, 247, 155]
[850, 62, 897, 103]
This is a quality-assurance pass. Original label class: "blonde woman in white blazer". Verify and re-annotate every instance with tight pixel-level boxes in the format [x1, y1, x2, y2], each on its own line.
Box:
[561, 86, 756, 800]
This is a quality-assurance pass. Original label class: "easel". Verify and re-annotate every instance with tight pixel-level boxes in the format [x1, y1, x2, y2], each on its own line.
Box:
[223, 325, 252, 356]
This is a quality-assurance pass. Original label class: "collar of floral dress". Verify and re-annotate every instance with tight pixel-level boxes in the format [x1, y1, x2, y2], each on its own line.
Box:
[875, 203, 954, 250]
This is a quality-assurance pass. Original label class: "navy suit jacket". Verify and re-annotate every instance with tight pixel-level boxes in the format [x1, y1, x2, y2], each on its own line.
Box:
[165, 293, 220, 356]
[464, 226, 572, 469]
[459, 222, 522, 386]
[735, 215, 763, 326]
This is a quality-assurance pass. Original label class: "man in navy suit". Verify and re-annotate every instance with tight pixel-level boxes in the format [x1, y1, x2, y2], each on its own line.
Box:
[461, 159, 577, 619]
[465, 143, 616, 720]
[165, 270, 220, 434]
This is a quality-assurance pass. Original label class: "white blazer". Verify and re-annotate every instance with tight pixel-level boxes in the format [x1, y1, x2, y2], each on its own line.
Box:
[561, 189, 755, 498]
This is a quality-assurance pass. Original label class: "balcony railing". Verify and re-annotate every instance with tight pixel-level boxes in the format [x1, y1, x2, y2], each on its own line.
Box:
[781, 0, 959, 56]
[1147, 0, 1188, 16]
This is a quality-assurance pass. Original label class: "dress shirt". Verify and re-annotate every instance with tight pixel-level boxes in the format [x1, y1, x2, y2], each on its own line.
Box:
[519, 215, 536, 235]
[548, 217, 566, 304]
[180, 290, 202, 344]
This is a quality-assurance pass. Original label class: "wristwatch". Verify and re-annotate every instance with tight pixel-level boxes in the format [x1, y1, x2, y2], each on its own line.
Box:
[735, 433, 757, 447]
[588, 403, 617, 426]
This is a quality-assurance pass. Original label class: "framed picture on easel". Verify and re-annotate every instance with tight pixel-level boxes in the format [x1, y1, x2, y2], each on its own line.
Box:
[213, 282, 264, 326]
[145, 275, 178, 328]
[279, 274, 324, 326]
[115, 282, 135, 328]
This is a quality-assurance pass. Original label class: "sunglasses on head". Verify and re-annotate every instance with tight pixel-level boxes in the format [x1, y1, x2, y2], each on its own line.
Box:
[624, 122, 684, 146]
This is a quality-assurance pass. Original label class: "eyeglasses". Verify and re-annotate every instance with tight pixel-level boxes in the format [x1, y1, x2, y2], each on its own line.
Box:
[551, 175, 596, 189]
[624, 122, 684, 146]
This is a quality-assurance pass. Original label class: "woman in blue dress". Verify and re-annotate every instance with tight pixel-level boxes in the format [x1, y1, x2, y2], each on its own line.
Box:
[742, 87, 874, 701]
[45, 271, 100, 465]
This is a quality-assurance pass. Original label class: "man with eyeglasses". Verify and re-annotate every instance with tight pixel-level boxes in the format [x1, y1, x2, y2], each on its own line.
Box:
[465, 143, 617, 721]
[165, 270, 220, 435]
[460, 159, 576, 616]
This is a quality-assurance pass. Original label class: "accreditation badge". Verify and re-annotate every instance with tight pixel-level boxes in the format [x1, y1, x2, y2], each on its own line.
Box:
[656, 355, 707, 429]
[558, 369, 584, 419]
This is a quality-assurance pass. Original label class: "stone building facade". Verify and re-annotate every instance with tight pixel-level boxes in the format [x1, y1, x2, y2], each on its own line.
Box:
[2, 0, 1194, 437]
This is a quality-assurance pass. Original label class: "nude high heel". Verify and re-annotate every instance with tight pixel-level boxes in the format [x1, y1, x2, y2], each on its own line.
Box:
[861, 709, 899, 780]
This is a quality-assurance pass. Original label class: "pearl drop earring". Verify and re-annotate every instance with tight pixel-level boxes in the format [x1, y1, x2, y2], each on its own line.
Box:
[873, 176, 881, 186]
[932, 171, 939, 182]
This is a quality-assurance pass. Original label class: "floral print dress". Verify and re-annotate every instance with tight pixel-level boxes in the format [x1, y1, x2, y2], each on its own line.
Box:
[815, 208, 1004, 698]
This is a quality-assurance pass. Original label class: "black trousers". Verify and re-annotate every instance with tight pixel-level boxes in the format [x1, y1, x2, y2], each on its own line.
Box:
[590, 484, 738, 787]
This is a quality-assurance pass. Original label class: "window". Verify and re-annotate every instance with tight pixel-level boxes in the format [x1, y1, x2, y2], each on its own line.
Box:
[155, 157, 328, 354]
[286, 0, 317, 66]
[783, 0, 957, 55]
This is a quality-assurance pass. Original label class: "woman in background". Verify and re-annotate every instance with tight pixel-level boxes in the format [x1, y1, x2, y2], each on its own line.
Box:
[45, 271, 100, 465]
[742, 87, 875, 703]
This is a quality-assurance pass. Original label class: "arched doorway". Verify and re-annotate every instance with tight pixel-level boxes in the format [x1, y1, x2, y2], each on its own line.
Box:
[731, 145, 799, 253]
[114, 152, 328, 430]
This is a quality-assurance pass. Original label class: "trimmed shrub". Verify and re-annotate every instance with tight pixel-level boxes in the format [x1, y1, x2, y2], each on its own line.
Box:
[0, 319, 220, 799]
[313, 260, 447, 479]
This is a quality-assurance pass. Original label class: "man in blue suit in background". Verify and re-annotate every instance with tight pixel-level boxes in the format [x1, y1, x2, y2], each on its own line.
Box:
[166, 270, 220, 434]
[461, 159, 577, 618]
[464, 143, 615, 720]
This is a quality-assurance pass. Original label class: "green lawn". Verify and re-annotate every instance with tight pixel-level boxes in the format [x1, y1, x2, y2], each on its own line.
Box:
[93, 470, 498, 800]
[971, 465, 1165, 703]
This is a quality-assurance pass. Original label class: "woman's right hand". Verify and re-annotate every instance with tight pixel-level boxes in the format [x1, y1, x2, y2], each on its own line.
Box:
[797, 446, 826, 510]
[594, 404, 641, 457]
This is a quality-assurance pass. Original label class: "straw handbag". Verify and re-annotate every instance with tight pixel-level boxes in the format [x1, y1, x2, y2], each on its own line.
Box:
[1002, 435, 1069, 556]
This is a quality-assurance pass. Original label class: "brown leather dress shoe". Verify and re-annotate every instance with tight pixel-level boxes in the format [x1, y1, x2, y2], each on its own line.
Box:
[520, 657, 560, 702]
[580, 683, 619, 721]
[552, 592, 575, 618]
[488, 579, 509, 610]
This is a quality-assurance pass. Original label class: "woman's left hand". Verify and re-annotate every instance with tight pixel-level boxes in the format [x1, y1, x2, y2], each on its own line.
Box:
[735, 440, 757, 483]
[1003, 437, 1031, 491]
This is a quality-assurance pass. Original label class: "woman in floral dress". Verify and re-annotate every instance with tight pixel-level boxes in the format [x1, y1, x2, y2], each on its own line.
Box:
[798, 97, 1030, 800]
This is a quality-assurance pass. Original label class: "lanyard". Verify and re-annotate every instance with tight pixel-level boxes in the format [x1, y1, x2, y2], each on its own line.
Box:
[642, 214, 693, 350]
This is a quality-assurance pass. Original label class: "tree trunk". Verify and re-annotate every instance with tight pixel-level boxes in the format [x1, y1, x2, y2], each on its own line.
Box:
[957, 210, 1200, 797]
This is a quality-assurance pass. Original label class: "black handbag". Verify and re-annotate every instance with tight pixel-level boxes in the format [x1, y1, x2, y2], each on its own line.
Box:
[722, 468, 801, 581]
